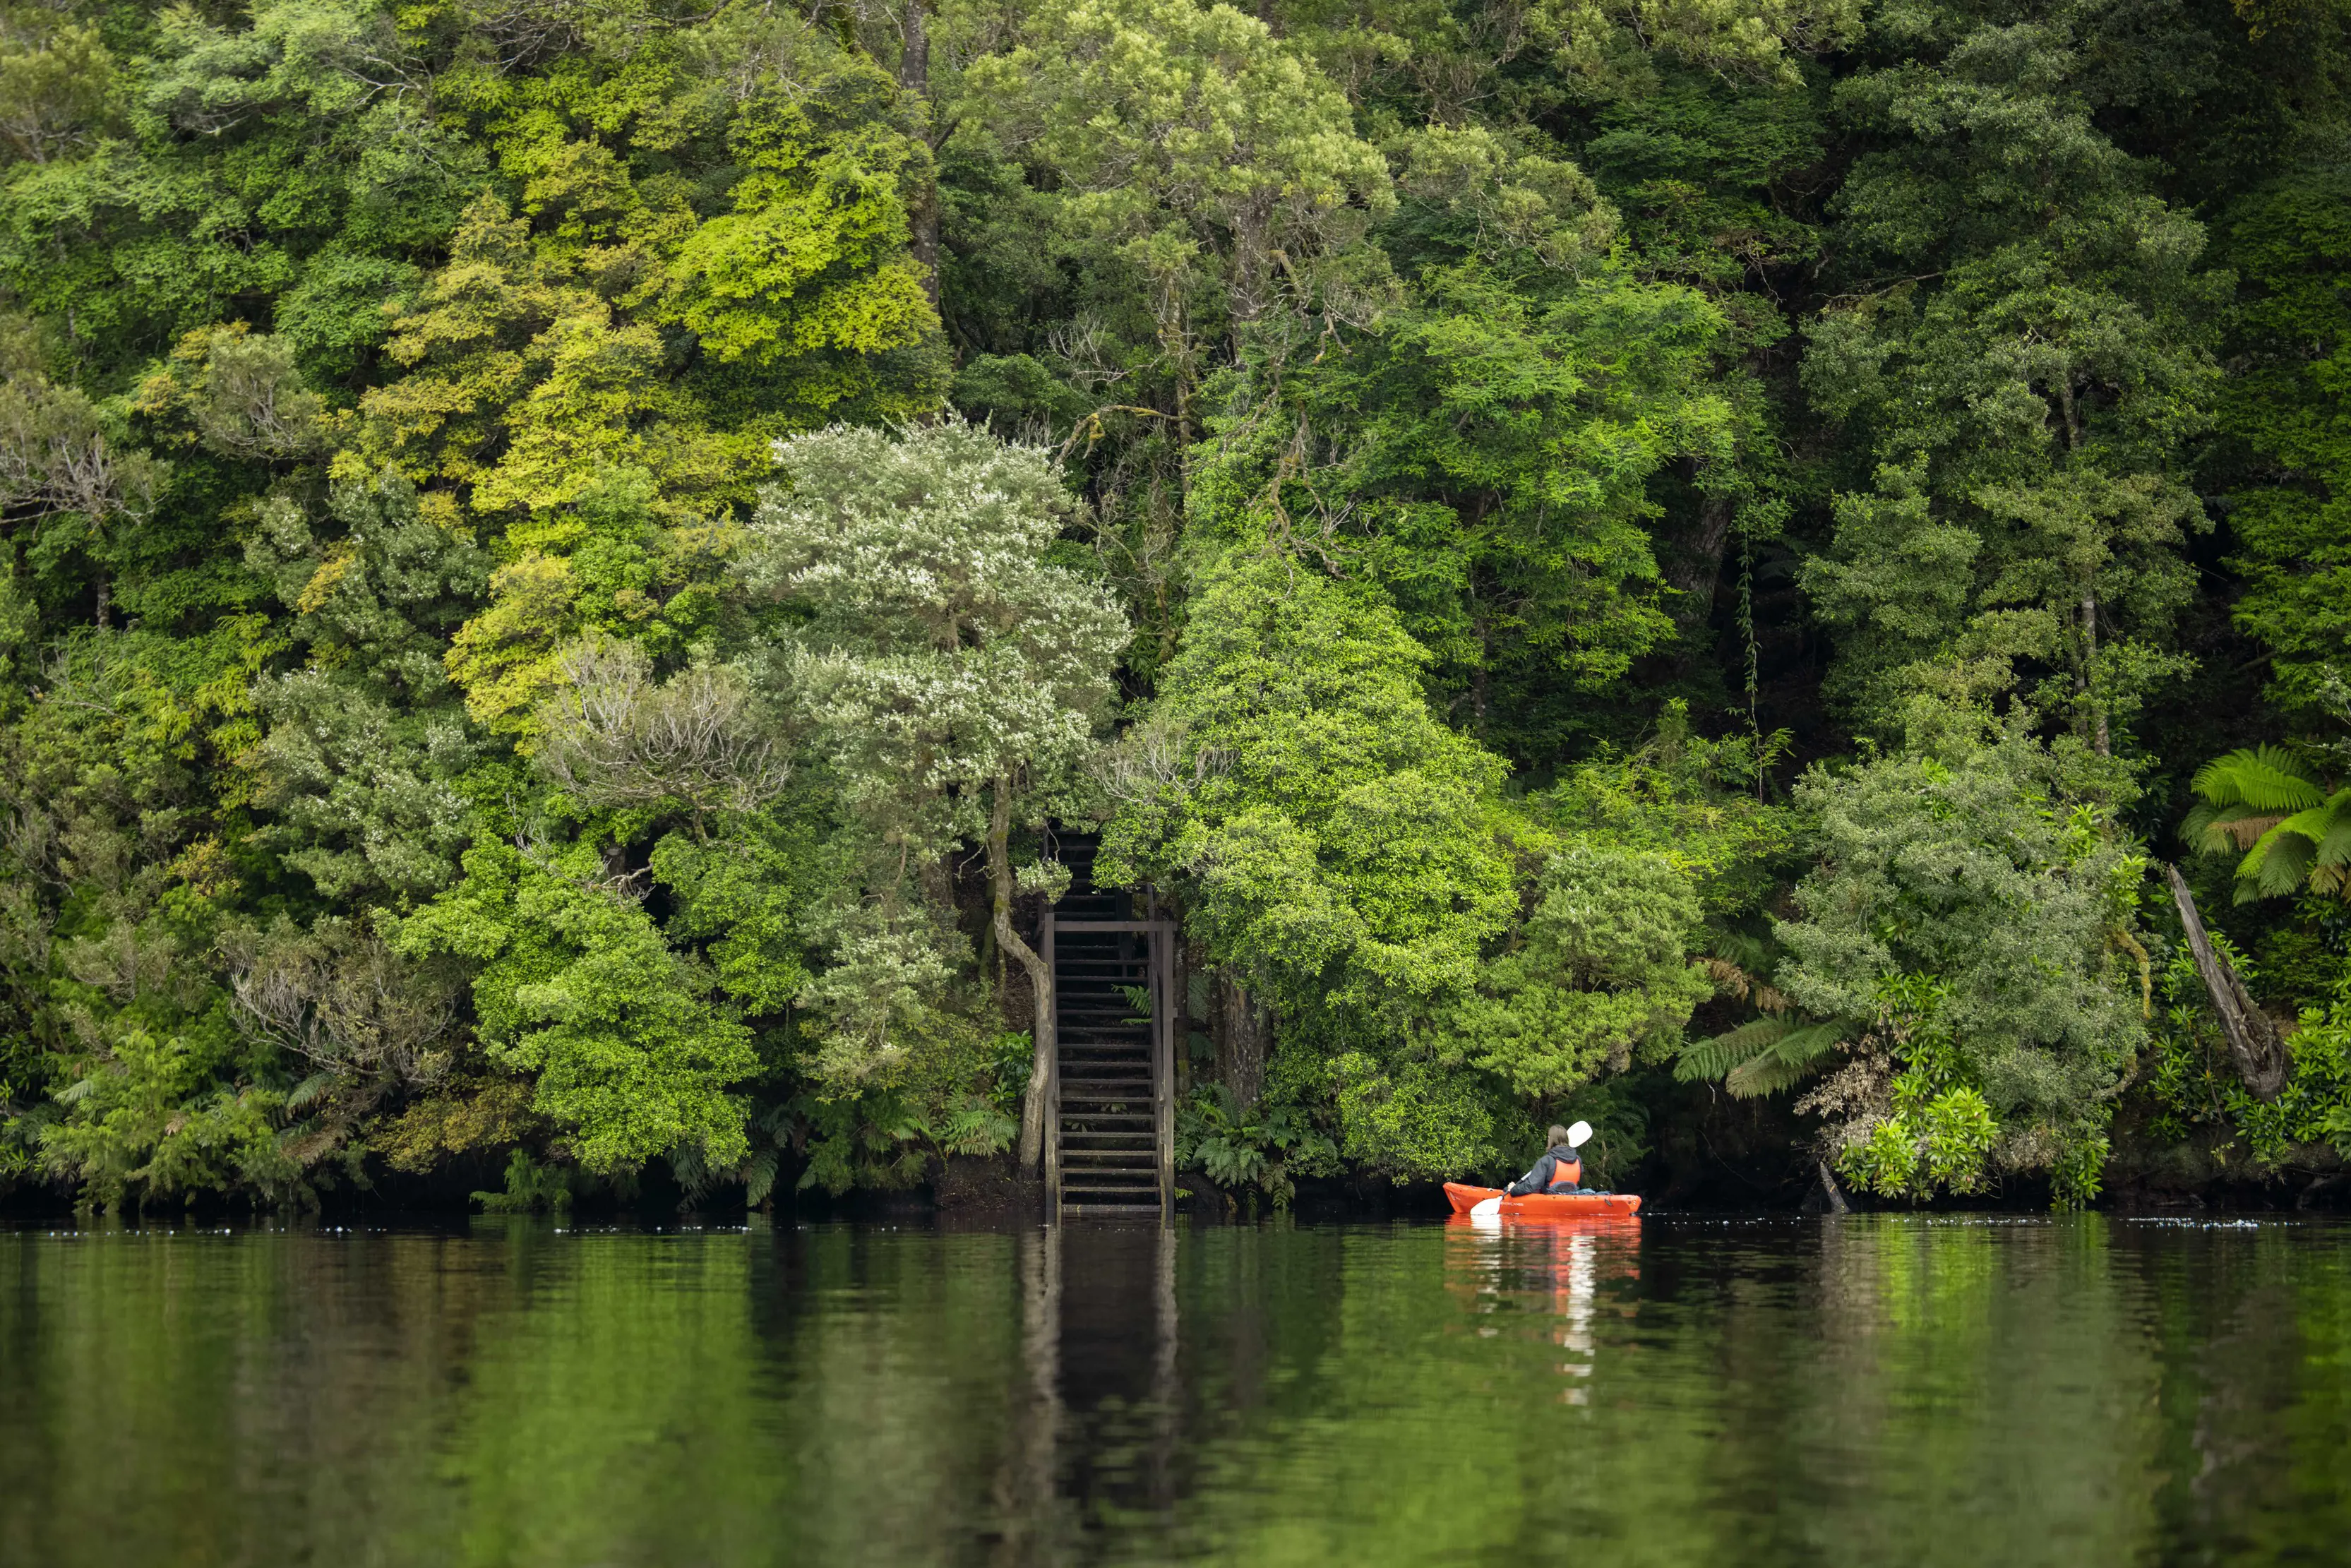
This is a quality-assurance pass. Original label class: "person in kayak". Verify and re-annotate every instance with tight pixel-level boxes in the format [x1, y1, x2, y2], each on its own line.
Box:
[1506, 1125, 1588, 1197]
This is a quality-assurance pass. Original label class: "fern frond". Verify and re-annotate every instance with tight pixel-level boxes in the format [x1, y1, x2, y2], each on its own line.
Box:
[1702, 957, 1754, 1000]
[1676, 1017, 1790, 1082]
[1724, 1023, 1843, 1099]
[2317, 807, 2351, 870]
[2184, 802, 2286, 854]
[743, 1149, 779, 1207]
[2191, 746, 2324, 813]
[285, 1070, 336, 1111]
[2258, 835, 2315, 898]
[1726, 1053, 1814, 1099]
[671, 1141, 712, 1202]
[1709, 928, 1775, 974]
[2205, 775, 2351, 902]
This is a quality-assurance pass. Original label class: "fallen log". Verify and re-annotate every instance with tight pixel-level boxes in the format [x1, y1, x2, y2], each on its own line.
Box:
[2162, 863, 2290, 1102]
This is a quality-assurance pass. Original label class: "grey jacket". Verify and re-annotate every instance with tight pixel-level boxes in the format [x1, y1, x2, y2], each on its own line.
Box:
[1505, 1147, 1582, 1197]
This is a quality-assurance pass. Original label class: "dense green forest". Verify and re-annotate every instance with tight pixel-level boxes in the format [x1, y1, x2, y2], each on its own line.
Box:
[1, 0, 2347, 1214]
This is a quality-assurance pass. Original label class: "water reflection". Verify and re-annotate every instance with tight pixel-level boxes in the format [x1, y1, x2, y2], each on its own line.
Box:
[993, 1225, 1185, 1557]
[1444, 1215, 1642, 1402]
[0, 1216, 2347, 1566]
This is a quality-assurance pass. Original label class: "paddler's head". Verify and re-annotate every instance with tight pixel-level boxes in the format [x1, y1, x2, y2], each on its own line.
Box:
[1548, 1125, 1574, 1152]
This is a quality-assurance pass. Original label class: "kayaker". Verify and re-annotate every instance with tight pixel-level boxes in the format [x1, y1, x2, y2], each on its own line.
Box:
[1506, 1125, 1587, 1197]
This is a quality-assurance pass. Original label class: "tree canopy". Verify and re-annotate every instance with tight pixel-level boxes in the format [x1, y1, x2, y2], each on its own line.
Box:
[3, 0, 2348, 1214]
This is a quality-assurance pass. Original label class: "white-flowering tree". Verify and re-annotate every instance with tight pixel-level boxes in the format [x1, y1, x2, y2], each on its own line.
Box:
[741, 419, 1130, 1171]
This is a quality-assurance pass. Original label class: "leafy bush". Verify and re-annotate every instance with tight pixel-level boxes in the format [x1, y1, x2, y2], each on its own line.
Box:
[2150, 938, 2351, 1170]
[1177, 1083, 1339, 1208]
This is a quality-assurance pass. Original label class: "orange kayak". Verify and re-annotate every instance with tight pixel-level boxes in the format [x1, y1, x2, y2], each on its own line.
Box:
[1444, 1181, 1642, 1219]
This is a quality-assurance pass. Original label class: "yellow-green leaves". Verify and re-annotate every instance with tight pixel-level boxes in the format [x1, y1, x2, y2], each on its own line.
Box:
[661, 94, 934, 368]
[0, 10, 119, 166]
[350, 195, 729, 519]
[1389, 126, 1620, 275]
[135, 325, 328, 462]
[1554, 0, 1864, 95]
[445, 549, 576, 732]
[348, 34, 949, 737]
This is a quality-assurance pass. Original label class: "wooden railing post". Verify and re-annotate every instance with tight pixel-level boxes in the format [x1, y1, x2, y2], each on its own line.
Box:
[1154, 918, 1175, 1221]
[1042, 904, 1058, 1219]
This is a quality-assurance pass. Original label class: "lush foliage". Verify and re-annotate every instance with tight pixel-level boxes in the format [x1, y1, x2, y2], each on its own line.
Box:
[3, 0, 2348, 1212]
[1766, 719, 2149, 1204]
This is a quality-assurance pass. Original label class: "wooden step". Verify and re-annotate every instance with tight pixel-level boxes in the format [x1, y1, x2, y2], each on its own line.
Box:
[1046, 834, 1169, 1221]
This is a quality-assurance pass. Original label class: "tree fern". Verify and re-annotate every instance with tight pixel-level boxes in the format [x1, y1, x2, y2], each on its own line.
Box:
[2190, 746, 2326, 819]
[1723, 1023, 1844, 1099]
[1702, 930, 1794, 1015]
[2185, 746, 2351, 902]
[2185, 746, 2321, 857]
[1675, 1017, 1789, 1082]
[742, 1148, 781, 1207]
[1677, 1017, 1843, 1097]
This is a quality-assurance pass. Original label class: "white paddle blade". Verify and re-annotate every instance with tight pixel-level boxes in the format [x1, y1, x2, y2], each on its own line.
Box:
[1470, 1195, 1504, 1221]
[1567, 1120, 1593, 1149]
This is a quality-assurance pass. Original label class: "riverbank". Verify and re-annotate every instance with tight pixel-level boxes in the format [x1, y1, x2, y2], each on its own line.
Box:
[8, 1131, 2345, 1225]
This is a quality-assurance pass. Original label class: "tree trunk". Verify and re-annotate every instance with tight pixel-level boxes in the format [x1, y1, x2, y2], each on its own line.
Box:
[1228, 202, 1271, 352]
[2163, 863, 2290, 1101]
[1662, 489, 1735, 654]
[1212, 972, 1267, 1111]
[2081, 589, 2109, 757]
[899, 0, 940, 308]
[995, 779, 1056, 1173]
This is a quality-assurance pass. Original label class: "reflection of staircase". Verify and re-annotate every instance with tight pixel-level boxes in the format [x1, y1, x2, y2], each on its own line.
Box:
[1047, 837, 1171, 1219]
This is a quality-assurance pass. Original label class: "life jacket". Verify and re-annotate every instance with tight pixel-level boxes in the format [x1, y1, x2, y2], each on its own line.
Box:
[1546, 1153, 1582, 1193]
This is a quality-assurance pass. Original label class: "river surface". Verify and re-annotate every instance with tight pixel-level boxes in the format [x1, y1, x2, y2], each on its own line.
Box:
[0, 1213, 2346, 1566]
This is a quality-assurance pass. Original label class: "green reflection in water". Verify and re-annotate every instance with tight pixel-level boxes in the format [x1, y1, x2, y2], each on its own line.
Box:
[0, 1216, 2344, 1567]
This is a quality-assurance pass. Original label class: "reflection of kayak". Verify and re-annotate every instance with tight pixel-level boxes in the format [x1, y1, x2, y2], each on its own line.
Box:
[1443, 1182, 1642, 1218]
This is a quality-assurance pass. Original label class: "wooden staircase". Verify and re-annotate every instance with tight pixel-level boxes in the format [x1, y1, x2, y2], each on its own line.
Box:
[1046, 837, 1173, 1219]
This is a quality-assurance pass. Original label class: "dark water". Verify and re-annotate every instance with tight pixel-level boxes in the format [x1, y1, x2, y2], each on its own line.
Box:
[1, 1214, 2346, 1566]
